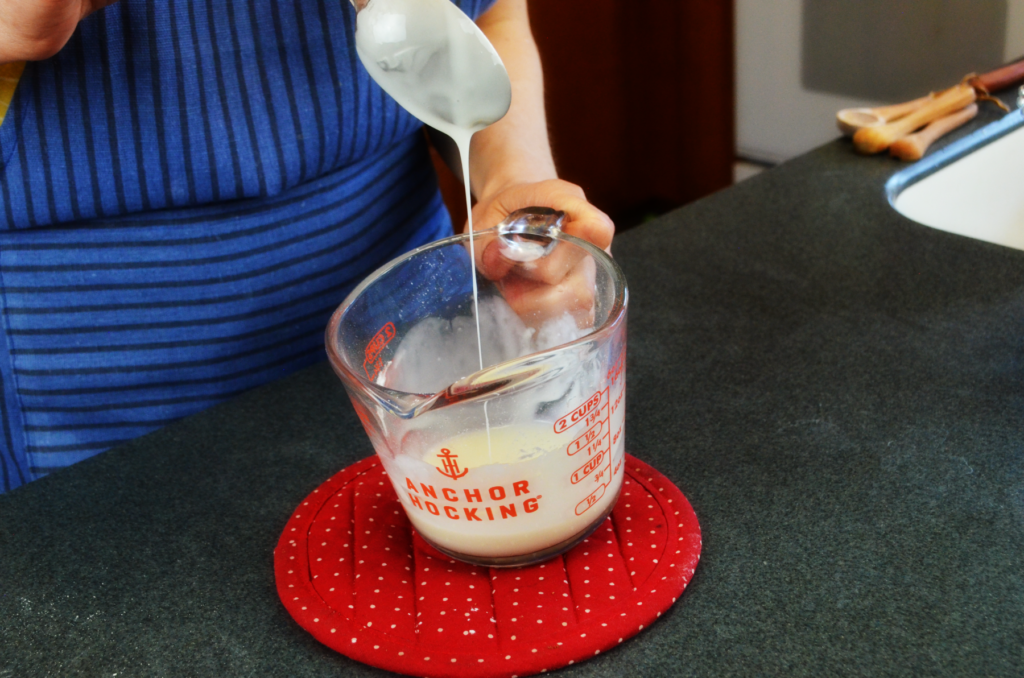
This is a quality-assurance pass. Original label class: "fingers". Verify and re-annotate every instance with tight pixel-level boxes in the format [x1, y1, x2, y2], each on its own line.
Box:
[470, 179, 614, 285]
[496, 255, 597, 330]
[547, 189, 615, 252]
[0, 0, 118, 61]
[478, 236, 580, 286]
[466, 179, 610, 331]
[478, 233, 516, 281]
[473, 179, 615, 250]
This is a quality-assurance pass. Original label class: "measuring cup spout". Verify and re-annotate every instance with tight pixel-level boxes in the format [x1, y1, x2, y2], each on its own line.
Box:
[351, 347, 574, 421]
[366, 376, 515, 421]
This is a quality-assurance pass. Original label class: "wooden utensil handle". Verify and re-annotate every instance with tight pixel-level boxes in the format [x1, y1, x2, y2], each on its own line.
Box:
[889, 103, 978, 161]
[872, 94, 935, 121]
[971, 59, 1024, 93]
[853, 84, 976, 154]
[890, 84, 975, 134]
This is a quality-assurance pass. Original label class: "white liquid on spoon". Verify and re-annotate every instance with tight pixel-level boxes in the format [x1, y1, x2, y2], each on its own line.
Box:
[355, 0, 512, 459]
[353, 0, 511, 133]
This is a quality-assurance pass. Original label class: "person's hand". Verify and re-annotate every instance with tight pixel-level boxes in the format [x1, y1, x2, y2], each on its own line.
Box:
[467, 179, 615, 329]
[0, 0, 116, 63]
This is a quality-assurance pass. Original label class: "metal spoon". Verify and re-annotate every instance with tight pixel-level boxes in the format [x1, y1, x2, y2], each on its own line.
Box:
[349, 0, 512, 133]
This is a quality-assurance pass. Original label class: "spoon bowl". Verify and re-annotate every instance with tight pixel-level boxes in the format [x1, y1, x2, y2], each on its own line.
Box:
[836, 94, 935, 136]
[352, 0, 512, 135]
[836, 108, 886, 135]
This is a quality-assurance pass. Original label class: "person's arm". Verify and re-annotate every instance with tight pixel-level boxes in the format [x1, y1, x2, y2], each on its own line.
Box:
[470, 0, 614, 253]
[471, 0, 555, 199]
[466, 0, 613, 326]
[0, 0, 115, 64]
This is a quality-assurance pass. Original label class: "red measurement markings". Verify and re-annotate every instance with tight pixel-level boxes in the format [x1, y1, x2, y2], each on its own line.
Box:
[566, 419, 604, 456]
[575, 482, 607, 516]
[569, 428, 609, 461]
[559, 387, 618, 516]
[553, 389, 605, 434]
[571, 449, 606, 485]
[591, 455, 614, 485]
[363, 322, 396, 381]
[610, 386, 624, 417]
[606, 346, 625, 386]
[584, 404, 608, 431]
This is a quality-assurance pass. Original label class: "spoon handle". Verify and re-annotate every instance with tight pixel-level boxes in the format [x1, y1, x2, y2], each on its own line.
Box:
[970, 59, 1024, 93]
[852, 83, 976, 154]
[871, 94, 935, 122]
[889, 103, 978, 161]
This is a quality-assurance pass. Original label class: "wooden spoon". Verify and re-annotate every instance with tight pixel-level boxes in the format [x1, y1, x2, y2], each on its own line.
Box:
[836, 58, 1024, 138]
[836, 95, 934, 136]
[889, 103, 978, 161]
[852, 83, 977, 154]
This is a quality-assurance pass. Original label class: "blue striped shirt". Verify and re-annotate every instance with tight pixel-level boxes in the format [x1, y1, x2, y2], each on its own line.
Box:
[0, 0, 494, 493]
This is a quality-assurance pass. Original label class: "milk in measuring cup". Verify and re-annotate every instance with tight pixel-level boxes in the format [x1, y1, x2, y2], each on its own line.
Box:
[392, 368, 626, 559]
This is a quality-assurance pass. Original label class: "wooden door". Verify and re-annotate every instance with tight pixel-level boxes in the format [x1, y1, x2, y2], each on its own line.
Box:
[433, 0, 735, 232]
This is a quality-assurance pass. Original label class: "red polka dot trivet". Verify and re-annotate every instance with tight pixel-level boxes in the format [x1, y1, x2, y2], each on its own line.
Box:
[275, 454, 701, 678]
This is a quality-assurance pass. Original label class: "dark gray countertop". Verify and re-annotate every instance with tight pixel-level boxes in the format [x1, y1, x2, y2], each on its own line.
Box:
[3, 103, 1024, 677]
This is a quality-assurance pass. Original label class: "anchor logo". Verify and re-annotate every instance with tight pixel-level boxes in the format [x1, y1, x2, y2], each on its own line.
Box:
[435, 448, 468, 480]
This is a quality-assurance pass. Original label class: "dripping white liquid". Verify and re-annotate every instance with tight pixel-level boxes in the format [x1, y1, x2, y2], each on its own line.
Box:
[354, 0, 511, 460]
[454, 129, 493, 461]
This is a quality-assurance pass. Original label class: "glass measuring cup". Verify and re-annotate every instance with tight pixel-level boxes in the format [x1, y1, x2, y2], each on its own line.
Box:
[325, 209, 627, 567]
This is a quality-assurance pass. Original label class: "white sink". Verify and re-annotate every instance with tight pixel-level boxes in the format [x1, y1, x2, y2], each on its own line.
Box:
[888, 110, 1024, 251]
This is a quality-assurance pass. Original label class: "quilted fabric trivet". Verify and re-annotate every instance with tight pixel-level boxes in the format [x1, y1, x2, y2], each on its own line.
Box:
[275, 454, 701, 678]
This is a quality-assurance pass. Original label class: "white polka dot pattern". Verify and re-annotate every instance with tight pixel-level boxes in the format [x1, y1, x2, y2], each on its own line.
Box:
[275, 454, 701, 677]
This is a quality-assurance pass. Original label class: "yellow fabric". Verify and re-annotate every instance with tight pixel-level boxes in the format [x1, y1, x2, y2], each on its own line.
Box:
[0, 62, 26, 126]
